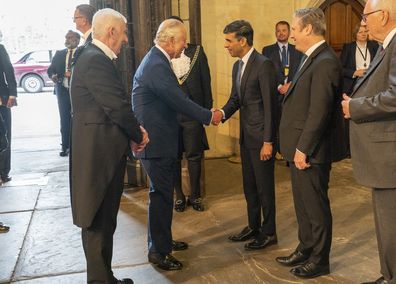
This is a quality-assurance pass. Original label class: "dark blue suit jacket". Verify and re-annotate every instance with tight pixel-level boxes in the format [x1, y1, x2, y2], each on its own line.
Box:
[132, 46, 212, 159]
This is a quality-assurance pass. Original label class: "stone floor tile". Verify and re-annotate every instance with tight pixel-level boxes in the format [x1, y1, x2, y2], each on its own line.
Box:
[0, 211, 32, 283]
[0, 186, 40, 213]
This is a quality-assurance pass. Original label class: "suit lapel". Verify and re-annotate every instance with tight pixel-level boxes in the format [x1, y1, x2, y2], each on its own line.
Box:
[284, 42, 327, 101]
[240, 49, 257, 101]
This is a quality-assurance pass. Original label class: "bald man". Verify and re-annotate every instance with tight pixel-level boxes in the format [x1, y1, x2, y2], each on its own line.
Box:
[132, 19, 222, 271]
[342, 0, 396, 283]
[70, 8, 148, 284]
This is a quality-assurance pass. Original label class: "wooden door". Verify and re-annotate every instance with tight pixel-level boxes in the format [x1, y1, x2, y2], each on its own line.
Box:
[320, 0, 364, 55]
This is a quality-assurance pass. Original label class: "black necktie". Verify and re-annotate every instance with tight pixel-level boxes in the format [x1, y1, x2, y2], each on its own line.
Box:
[236, 60, 244, 98]
[66, 49, 73, 87]
[281, 45, 288, 66]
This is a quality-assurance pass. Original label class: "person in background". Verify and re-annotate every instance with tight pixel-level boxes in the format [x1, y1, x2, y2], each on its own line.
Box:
[168, 16, 213, 213]
[262, 21, 303, 160]
[47, 30, 80, 157]
[73, 4, 96, 45]
[0, 43, 17, 184]
[340, 24, 379, 95]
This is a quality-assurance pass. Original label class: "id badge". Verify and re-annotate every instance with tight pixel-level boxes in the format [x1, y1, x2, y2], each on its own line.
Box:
[284, 65, 289, 77]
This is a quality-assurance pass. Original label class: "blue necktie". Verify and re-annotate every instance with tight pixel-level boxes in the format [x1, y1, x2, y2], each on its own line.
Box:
[236, 60, 244, 98]
[281, 45, 288, 66]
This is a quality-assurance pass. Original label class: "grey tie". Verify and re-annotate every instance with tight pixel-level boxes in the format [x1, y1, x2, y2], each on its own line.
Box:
[236, 59, 244, 98]
[298, 54, 308, 71]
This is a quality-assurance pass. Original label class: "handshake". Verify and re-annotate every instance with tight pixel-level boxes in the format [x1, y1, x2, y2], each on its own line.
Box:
[211, 108, 223, 126]
[130, 126, 150, 156]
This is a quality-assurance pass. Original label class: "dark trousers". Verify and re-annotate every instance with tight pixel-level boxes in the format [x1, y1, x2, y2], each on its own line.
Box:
[56, 86, 71, 150]
[240, 145, 276, 235]
[0, 106, 11, 176]
[141, 158, 176, 255]
[81, 157, 126, 284]
[372, 188, 396, 284]
[290, 163, 332, 265]
[174, 121, 205, 201]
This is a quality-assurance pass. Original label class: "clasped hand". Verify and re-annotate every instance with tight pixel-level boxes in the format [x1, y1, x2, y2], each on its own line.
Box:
[211, 108, 223, 125]
[130, 126, 149, 155]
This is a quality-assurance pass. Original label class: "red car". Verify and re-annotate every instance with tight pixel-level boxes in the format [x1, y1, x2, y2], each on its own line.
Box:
[13, 50, 56, 93]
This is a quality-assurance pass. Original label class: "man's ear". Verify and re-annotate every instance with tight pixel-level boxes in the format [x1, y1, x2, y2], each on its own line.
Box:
[304, 24, 313, 35]
[381, 10, 389, 27]
[239, 37, 247, 47]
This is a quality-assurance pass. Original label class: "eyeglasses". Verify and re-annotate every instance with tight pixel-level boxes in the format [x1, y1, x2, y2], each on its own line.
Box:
[361, 10, 382, 22]
[72, 16, 83, 21]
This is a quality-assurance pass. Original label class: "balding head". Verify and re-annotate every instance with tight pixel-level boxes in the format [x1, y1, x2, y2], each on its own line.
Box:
[154, 19, 187, 59]
[364, 0, 396, 43]
[92, 8, 128, 55]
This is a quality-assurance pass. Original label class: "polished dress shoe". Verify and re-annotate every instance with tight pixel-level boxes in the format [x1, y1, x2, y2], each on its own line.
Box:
[1, 175, 11, 183]
[276, 250, 309, 266]
[190, 198, 204, 211]
[290, 262, 329, 278]
[174, 199, 186, 212]
[59, 148, 69, 157]
[172, 240, 188, 251]
[361, 276, 388, 284]
[116, 278, 134, 284]
[228, 226, 257, 242]
[0, 222, 10, 233]
[148, 252, 183, 270]
[244, 234, 277, 250]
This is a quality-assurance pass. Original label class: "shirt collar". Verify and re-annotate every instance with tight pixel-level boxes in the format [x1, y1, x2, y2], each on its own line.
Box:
[155, 44, 172, 63]
[241, 47, 254, 65]
[277, 42, 289, 50]
[92, 39, 118, 60]
[83, 29, 92, 41]
[305, 39, 325, 57]
[383, 27, 396, 49]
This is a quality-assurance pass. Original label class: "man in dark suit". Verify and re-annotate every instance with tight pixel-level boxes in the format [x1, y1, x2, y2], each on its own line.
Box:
[262, 21, 303, 158]
[168, 16, 213, 212]
[47, 30, 80, 157]
[0, 44, 17, 184]
[218, 20, 277, 251]
[342, 1, 396, 283]
[132, 19, 222, 271]
[73, 4, 95, 44]
[262, 21, 303, 100]
[70, 8, 148, 284]
[277, 8, 345, 278]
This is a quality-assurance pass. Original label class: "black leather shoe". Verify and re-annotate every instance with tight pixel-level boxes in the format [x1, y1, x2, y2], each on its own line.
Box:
[148, 252, 183, 270]
[59, 148, 69, 157]
[290, 262, 329, 278]
[276, 250, 310, 266]
[174, 199, 186, 212]
[244, 234, 277, 250]
[190, 198, 204, 211]
[116, 278, 134, 284]
[1, 175, 11, 183]
[362, 276, 388, 284]
[0, 223, 10, 233]
[172, 240, 188, 251]
[228, 226, 257, 242]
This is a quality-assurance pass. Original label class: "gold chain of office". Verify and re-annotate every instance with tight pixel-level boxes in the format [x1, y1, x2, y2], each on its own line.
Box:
[177, 45, 201, 85]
